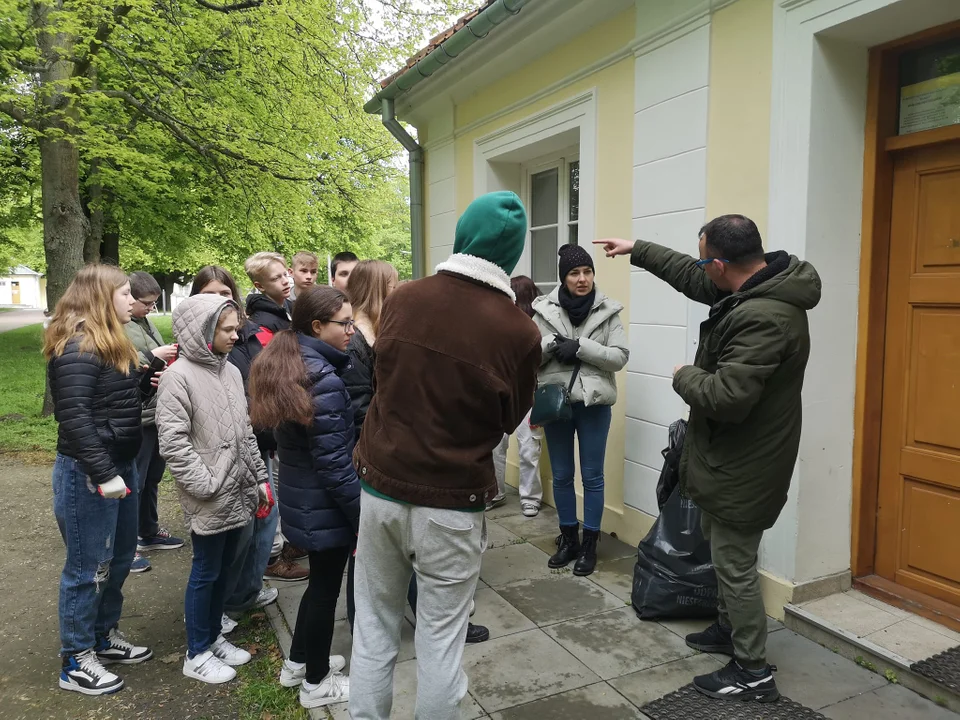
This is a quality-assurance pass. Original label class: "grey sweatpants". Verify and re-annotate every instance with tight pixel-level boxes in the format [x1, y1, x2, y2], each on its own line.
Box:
[348, 491, 486, 720]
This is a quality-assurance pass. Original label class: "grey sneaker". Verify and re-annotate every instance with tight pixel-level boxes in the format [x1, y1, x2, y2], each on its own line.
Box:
[485, 494, 507, 511]
[255, 586, 279, 608]
[521, 501, 540, 517]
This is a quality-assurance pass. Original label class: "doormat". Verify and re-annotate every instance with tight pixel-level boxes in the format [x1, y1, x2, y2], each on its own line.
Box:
[643, 684, 828, 720]
[912, 645, 960, 692]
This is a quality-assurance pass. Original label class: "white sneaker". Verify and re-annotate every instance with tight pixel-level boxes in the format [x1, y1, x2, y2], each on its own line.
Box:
[299, 671, 350, 708]
[183, 650, 236, 684]
[521, 501, 540, 517]
[280, 656, 346, 688]
[221, 614, 238, 635]
[470, 599, 476, 617]
[211, 635, 252, 666]
[255, 586, 279, 608]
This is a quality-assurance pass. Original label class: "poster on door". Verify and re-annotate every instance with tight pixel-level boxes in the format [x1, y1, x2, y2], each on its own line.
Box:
[899, 71, 960, 135]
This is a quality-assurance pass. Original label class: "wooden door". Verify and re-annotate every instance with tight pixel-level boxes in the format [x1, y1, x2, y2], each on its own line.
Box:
[10, 281, 19, 305]
[876, 140, 960, 606]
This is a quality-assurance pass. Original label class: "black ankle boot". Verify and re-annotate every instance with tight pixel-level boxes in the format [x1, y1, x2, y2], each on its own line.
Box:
[548, 524, 581, 568]
[573, 528, 600, 576]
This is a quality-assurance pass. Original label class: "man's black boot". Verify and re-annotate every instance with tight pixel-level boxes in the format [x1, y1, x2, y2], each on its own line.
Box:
[548, 524, 581, 568]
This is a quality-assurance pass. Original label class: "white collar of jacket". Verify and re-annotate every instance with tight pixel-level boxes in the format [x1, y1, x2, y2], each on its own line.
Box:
[436, 254, 516, 302]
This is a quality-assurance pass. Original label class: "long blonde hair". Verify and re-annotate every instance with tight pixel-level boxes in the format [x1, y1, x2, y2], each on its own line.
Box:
[346, 260, 398, 340]
[44, 264, 139, 374]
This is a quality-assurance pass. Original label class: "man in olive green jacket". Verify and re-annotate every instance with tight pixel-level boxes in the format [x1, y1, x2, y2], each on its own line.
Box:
[596, 215, 821, 705]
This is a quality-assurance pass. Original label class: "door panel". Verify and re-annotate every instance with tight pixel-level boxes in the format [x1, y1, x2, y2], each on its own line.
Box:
[876, 141, 960, 607]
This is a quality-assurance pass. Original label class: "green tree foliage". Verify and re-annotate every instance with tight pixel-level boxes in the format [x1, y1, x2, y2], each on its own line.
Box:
[0, 0, 473, 300]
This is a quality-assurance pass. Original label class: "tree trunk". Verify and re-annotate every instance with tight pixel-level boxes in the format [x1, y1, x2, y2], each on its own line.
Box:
[101, 201, 120, 265]
[38, 22, 86, 416]
[82, 163, 103, 264]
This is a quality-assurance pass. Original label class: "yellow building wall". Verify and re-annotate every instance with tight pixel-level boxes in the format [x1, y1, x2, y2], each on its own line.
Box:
[437, 9, 638, 537]
[707, 0, 787, 614]
[705, 0, 773, 237]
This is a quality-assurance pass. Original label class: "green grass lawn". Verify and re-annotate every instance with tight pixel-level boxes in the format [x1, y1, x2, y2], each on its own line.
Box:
[0, 317, 174, 458]
[0, 324, 58, 458]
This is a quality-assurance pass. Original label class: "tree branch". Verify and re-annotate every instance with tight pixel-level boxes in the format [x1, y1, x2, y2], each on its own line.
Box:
[72, 5, 133, 79]
[104, 89, 317, 183]
[195, 0, 262, 12]
[0, 100, 30, 127]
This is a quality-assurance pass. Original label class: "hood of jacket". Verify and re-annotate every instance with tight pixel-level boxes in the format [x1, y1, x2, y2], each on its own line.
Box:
[712, 251, 821, 317]
[246, 292, 290, 321]
[173, 294, 240, 367]
[535, 286, 624, 332]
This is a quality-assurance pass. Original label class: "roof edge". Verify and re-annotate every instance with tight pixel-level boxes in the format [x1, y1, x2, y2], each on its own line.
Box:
[363, 0, 531, 114]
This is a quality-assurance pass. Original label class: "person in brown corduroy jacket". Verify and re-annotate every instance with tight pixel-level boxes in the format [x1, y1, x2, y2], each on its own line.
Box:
[349, 191, 541, 720]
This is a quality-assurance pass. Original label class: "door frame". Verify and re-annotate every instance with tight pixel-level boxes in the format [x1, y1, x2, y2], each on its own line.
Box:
[852, 20, 960, 581]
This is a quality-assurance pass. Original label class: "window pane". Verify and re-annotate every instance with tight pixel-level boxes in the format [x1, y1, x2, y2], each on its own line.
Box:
[569, 161, 580, 222]
[568, 223, 579, 246]
[530, 168, 559, 227]
[531, 227, 558, 283]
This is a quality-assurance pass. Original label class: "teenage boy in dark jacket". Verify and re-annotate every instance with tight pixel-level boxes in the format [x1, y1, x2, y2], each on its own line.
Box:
[595, 215, 821, 705]
[349, 192, 541, 720]
[244, 252, 293, 340]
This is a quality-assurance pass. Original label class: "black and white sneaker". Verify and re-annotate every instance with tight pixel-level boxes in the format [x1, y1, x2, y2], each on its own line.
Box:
[60, 649, 124, 695]
[693, 659, 780, 703]
[95, 627, 153, 665]
[685, 620, 735, 656]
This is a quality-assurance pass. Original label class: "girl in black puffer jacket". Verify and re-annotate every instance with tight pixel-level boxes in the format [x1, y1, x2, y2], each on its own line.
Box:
[44, 264, 154, 697]
[249, 285, 359, 710]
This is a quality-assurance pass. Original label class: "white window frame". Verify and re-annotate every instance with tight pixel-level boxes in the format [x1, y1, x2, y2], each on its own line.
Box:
[472, 90, 597, 280]
[522, 149, 581, 292]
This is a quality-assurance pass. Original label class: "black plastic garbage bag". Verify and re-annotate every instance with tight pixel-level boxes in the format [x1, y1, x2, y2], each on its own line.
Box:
[655, 419, 687, 511]
[631, 487, 718, 620]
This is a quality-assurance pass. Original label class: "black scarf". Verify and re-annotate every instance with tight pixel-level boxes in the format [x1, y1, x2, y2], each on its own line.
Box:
[559, 286, 595, 327]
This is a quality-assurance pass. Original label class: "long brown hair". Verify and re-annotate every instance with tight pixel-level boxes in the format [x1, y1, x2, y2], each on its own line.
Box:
[43, 264, 139, 373]
[190, 265, 246, 322]
[346, 259, 397, 339]
[249, 286, 348, 427]
[510, 275, 542, 319]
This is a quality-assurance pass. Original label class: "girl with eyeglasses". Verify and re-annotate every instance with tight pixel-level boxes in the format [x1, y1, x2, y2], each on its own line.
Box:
[248, 285, 360, 709]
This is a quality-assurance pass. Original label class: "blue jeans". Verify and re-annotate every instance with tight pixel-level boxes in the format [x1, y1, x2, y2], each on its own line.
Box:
[185, 527, 244, 657]
[53, 453, 140, 656]
[223, 455, 279, 613]
[542, 403, 612, 531]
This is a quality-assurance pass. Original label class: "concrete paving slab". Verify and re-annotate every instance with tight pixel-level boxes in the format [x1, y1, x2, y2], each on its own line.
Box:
[497, 574, 625, 627]
[609, 653, 724, 708]
[864, 619, 958, 663]
[472, 586, 537, 639]
[820, 682, 958, 719]
[490, 681, 649, 719]
[589, 556, 636, 602]
[463, 628, 599, 713]
[492, 507, 561, 539]
[479, 542, 553, 588]
[326, 658, 487, 719]
[545, 607, 695, 680]
[327, 616, 416, 673]
[768, 629, 888, 709]
[802, 592, 903, 637]
[485, 521, 523, 549]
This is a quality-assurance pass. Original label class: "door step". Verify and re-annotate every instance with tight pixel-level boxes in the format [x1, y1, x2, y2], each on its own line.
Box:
[784, 602, 960, 713]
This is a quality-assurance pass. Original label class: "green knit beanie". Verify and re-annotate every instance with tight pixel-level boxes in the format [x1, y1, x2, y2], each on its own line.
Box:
[453, 191, 527, 275]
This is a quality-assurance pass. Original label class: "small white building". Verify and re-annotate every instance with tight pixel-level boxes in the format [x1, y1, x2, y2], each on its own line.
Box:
[0, 266, 44, 309]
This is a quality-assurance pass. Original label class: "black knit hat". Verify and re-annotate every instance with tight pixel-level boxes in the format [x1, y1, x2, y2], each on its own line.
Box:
[558, 243, 594, 280]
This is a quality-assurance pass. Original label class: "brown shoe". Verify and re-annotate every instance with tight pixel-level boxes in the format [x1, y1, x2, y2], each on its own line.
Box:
[281, 543, 309, 561]
[263, 557, 309, 583]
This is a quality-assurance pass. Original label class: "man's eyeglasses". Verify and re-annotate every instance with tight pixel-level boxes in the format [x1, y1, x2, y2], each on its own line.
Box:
[329, 319, 356, 331]
[136, 298, 158, 309]
[695, 258, 730, 268]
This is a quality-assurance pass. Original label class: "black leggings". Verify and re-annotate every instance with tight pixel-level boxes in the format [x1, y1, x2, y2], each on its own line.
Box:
[290, 546, 350, 684]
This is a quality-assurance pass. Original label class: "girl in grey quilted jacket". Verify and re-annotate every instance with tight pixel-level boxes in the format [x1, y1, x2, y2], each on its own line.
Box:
[156, 294, 271, 685]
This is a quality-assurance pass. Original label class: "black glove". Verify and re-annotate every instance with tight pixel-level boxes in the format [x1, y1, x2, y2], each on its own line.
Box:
[554, 337, 580, 364]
